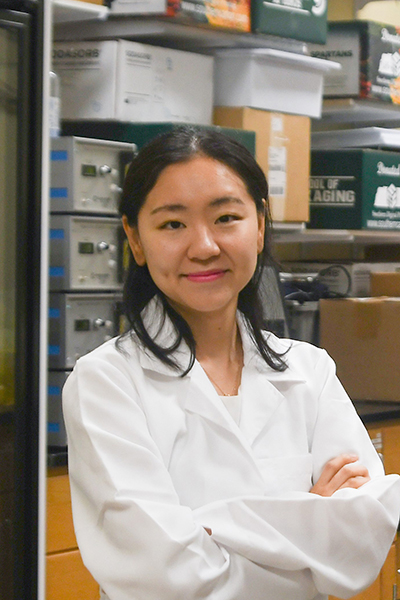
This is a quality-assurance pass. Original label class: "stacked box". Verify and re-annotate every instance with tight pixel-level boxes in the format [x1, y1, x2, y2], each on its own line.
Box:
[213, 48, 337, 119]
[61, 121, 256, 155]
[53, 40, 214, 124]
[309, 20, 400, 103]
[309, 148, 400, 230]
[320, 297, 400, 401]
[213, 107, 310, 222]
[251, 0, 328, 44]
[166, 0, 250, 31]
[109, 0, 250, 30]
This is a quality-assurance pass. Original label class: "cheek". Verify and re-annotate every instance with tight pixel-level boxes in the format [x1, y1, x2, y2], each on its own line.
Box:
[142, 242, 178, 279]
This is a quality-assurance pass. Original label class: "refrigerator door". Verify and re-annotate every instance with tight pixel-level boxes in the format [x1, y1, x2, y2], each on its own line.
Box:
[0, 2, 44, 599]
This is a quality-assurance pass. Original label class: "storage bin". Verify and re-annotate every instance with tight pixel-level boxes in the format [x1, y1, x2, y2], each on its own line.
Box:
[213, 49, 340, 118]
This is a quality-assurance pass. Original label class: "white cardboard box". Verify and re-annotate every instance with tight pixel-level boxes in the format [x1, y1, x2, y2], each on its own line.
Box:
[109, 0, 166, 14]
[213, 49, 340, 119]
[53, 40, 214, 124]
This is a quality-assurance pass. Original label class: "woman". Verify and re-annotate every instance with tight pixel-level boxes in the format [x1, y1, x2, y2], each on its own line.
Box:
[63, 127, 400, 600]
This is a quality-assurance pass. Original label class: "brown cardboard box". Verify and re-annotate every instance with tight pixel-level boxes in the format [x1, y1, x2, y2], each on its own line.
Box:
[370, 272, 400, 297]
[213, 107, 310, 223]
[319, 297, 400, 402]
[75, 0, 104, 4]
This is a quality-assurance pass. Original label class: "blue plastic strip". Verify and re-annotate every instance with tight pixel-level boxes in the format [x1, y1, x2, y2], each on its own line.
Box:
[49, 228, 65, 239]
[48, 386, 61, 395]
[51, 150, 68, 161]
[48, 345, 61, 356]
[49, 266, 65, 277]
[48, 308, 61, 318]
[50, 188, 68, 199]
[48, 423, 61, 433]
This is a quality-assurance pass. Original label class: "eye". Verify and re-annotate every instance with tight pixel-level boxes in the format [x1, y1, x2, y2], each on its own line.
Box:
[160, 220, 185, 230]
[216, 214, 240, 224]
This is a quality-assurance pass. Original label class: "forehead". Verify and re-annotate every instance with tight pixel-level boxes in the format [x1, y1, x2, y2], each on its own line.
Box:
[144, 156, 252, 207]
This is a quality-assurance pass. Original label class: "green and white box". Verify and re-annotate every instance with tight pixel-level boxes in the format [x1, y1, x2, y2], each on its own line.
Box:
[53, 40, 214, 124]
[251, 0, 328, 44]
[309, 149, 400, 230]
[309, 20, 400, 102]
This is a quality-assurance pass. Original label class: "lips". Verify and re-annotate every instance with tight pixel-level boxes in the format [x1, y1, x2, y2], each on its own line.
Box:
[185, 269, 227, 283]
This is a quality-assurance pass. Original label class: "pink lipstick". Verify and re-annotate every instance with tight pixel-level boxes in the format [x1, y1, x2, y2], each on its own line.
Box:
[186, 269, 226, 283]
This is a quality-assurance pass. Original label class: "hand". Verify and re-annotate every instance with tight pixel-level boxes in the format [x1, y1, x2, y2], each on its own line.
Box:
[310, 454, 370, 497]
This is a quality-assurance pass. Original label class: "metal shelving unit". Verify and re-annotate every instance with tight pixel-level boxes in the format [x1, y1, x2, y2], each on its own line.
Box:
[316, 97, 400, 129]
[53, 9, 308, 54]
[273, 226, 400, 246]
[52, 0, 109, 23]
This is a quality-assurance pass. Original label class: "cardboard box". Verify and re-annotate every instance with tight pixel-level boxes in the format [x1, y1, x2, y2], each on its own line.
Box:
[357, 1, 400, 27]
[109, 0, 165, 14]
[308, 20, 400, 103]
[370, 271, 400, 295]
[109, 0, 250, 30]
[328, 0, 357, 21]
[166, 0, 250, 32]
[251, 0, 327, 44]
[319, 297, 400, 401]
[213, 107, 310, 222]
[213, 49, 339, 119]
[53, 40, 214, 124]
[309, 148, 400, 230]
[282, 261, 400, 296]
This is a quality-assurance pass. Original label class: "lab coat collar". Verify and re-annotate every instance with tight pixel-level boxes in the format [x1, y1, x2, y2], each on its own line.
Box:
[135, 299, 306, 446]
[135, 297, 193, 376]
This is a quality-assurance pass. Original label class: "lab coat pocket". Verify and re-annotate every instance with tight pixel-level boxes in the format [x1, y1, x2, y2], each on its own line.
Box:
[257, 454, 313, 496]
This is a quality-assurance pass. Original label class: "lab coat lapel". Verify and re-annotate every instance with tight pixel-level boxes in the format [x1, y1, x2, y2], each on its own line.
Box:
[185, 360, 245, 435]
[239, 364, 305, 446]
[238, 320, 306, 447]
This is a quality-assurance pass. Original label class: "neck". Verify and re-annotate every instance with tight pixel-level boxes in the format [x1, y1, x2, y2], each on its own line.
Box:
[171, 303, 244, 396]
[181, 306, 240, 362]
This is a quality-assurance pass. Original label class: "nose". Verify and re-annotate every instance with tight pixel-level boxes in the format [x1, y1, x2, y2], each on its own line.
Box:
[187, 225, 220, 261]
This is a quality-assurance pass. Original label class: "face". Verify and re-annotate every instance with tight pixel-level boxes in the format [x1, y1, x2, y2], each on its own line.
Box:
[123, 156, 265, 322]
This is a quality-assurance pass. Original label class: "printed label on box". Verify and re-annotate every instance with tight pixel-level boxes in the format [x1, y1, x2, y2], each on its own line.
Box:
[262, 0, 326, 15]
[374, 184, 400, 208]
[309, 176, 356, 206]
[268, 146, 287, 198]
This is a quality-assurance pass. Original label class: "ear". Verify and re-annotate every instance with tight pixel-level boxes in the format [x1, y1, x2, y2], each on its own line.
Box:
[257, 199, 266, 254]
[122, 215, 146, 266]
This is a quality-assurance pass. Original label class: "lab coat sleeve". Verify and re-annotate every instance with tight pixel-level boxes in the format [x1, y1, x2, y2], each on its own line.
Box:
[63, 352, 319, 600]
[193, 349, 400, 599]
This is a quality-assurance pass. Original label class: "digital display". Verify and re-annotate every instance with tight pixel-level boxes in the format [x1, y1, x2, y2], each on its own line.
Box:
[78, 242, 94, 254]
[74, 319, 91, 332]
[81, 164, 97, 177]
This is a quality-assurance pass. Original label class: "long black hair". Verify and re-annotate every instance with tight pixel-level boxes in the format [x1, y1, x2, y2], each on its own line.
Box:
[118, 125, 287, 374]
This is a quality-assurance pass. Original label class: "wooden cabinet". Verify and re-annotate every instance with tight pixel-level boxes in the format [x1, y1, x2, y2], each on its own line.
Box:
[46, 417, 400, 600]
[46, 467, 99, 600]
[329, 419, 400, 600]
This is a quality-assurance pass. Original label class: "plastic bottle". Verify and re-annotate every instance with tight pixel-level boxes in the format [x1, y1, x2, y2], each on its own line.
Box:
[49, 71, 61, 137]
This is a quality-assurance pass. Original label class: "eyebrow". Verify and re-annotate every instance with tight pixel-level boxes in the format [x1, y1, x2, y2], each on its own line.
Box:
[150, 197, 245, 215]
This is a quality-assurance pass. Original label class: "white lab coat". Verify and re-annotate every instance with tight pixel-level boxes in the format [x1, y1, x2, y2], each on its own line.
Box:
[62, 303, 400, 600]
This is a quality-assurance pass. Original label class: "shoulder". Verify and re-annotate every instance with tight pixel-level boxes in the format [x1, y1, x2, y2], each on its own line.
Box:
[78, 333, 139, 365]
[65, 333, 145, 389]
[264, 331, 335, 372]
